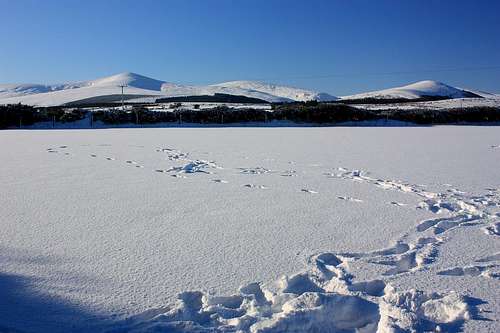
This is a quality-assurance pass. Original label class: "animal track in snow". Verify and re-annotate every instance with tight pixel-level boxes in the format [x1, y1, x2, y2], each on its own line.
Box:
[340, 241, 411, 259]
[239, 167, 272, 175]
[167, 160, 221, 174]
[243, 184, 268, 189]
[483, 222, 500, 236]
[438, 265, 500, 279]
[156, 148, 189, 161]
[114, 167, 491, 332]
[280, 170, 297, 177]
[211, 179, 228, 184]
[476, 253, 500, 263]
[416, 215, 481, 235]
[301, 189, 318, 194]
[390, 201, 408, 207]
[42, 155, 497, 331]
[337, 196, 363, 203]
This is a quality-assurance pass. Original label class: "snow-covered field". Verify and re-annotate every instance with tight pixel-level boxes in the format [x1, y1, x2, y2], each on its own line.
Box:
[1, 127, 499, 332]
[354, 96, 500, 111]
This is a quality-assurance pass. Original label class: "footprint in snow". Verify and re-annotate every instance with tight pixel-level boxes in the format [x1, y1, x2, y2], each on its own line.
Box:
[301, 189, 318, 194]
[243, 184, 268, 189]
[337, 196, 363, 202]
[483, 222, 500, 236]
[390, 201, 408, 207]
[437, 265, 499, 279]
[90, 154, 97, 158]
[239, 167, 272, 175]
[280, 170, 297, 177]
[106, 157, 115, 161]
[476, 253, 500, 263]
[212, 179, 228, 183]
[171, 174, 187, 178]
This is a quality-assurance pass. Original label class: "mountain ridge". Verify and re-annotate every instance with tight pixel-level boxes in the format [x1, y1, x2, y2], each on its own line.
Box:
[0, 72, 337, 106]
[0, 73, 494, 107]
[340, 80, 482, 100]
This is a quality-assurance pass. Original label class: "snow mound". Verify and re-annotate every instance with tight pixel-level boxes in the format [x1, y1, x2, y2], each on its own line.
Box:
[341, 80, 479, 100]
[88, 72, 166, 91]
[113, 254, 472, 333]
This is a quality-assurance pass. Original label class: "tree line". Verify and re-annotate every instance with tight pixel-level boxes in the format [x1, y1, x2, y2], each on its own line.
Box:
[1, 103, 500, 129]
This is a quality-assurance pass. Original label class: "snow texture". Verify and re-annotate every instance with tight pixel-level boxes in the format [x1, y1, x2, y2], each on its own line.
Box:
[0, 126, 499, 332]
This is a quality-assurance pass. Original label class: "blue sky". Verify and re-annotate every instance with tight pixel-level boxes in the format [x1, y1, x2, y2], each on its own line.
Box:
[1, 0, 499, 95]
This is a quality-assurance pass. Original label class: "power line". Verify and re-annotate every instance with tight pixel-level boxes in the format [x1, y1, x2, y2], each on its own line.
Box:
[181, 65, 500, 85]
[274, 65, 500, 81]
[118, 84, 127, 111]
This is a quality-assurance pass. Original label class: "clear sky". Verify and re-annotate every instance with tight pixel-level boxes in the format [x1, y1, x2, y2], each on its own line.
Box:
[1, 0, 499, 95]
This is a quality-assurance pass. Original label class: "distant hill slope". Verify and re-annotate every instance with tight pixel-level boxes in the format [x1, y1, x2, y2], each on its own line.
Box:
[0, 72, 336, 106]
[340, 80, 482, 100]
[211, 80, 338, 102]
[1, 75, 494, 107]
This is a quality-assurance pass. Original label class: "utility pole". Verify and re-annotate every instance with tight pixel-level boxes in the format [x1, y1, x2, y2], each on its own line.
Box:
[118, 84, 127, 111]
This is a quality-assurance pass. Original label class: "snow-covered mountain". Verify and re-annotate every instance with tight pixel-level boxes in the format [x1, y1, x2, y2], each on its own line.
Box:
[211, 80, 337, 102]
[0, 72, 337, 106]
[340, 80, 481, 100]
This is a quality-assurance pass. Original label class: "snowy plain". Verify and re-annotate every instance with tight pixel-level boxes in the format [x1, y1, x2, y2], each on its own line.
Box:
[0, 126, 499, 332]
